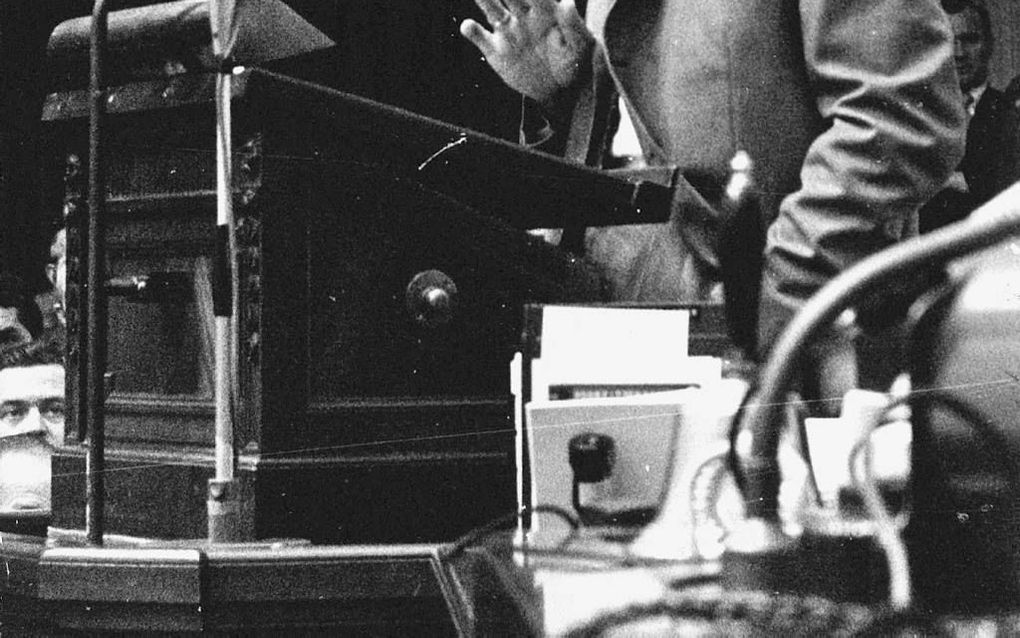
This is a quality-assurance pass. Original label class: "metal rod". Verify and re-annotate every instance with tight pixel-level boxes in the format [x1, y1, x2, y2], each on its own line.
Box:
[214, 70, 235, 483]
[86, 0, 110, 547]
[208, 2, 245, 541]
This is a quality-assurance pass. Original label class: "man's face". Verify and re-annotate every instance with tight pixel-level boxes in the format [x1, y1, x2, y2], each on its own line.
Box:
[47, 228, 67, 306]
[951, 8, 990, 92]
[0, 364, 64, 511]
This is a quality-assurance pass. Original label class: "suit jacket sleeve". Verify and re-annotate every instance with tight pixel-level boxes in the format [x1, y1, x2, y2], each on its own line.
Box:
[757, 0, 966, 353]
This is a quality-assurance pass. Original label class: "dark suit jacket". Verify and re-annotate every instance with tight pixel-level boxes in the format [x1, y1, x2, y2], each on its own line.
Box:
[557, 0, 966, 354]
[921, 86, 1020, 232]
[962, 87, 1020, 206]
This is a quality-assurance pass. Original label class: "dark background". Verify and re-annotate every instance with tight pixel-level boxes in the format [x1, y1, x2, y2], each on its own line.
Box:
[0, 0, 520, 292]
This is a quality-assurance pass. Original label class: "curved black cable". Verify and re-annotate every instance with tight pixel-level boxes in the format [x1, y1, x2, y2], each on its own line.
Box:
[913, 389, 1020, 493]
[729, 386, 826, 508]
[736, 183, 1020, 520]
[440, 504, 580, 560]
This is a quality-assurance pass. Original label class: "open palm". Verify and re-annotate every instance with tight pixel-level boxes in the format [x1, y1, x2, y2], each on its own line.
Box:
[461, 0, 594, 107]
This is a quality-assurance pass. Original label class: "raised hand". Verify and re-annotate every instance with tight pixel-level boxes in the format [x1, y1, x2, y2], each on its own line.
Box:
[460, 0, 594, 107]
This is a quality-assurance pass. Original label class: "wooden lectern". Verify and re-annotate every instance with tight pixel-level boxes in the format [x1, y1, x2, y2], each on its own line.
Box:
[41, 58, 681, 542]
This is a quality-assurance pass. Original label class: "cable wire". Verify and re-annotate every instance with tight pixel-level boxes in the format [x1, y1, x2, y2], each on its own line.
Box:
[737, 182, 1020, 520]
[850, 393, 912, 610]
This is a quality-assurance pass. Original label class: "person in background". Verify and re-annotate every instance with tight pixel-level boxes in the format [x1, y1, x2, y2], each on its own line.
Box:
[0, 228, 69, 512]
[0, 342, 64, 511]
[1005, 73, 1020, 110]
[0, 272, 43, 350]
[921, 0, 1020, 232]
[39, 227, 67, 335]
[460, 0, 964, 400]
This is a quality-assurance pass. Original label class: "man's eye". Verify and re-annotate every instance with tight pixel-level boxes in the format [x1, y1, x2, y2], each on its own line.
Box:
[0, 402, 29, 421]
[39, 400, 65, 421]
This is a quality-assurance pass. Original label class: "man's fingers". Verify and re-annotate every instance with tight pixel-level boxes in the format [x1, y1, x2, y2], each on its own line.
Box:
[460, 19, 496, 56]
[472, 0, 511, 28]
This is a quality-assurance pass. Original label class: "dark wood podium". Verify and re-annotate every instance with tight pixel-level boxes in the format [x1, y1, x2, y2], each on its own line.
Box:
[41, 68, 676, 544]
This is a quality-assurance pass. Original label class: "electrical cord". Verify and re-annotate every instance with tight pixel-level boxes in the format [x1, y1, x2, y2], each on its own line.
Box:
[913, 389, 1020, 493]
[728, 387, 826, 518]
[736, 181, 1020, 520]
[441, 503, 714, 569]
[849, 393, 912, 611]
[440, 502, 729, 590]
[833, 374, 1015, 613]
[438, 505, 723, 637]
[440, 504, 580, 560]
[789, 398, 824, 507]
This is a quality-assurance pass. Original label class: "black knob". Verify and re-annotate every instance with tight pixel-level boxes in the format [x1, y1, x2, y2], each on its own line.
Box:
[406, 269, 457, 328]
[568, 433, 616, 484]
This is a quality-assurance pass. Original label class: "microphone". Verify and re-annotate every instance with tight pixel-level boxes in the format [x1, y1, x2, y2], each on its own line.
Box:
[725, 181, 1020, 608]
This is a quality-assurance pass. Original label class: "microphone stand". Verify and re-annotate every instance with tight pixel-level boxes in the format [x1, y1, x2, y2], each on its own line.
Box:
[85, 0, 247, 546]
[207, 0, 245, 543]
[85, 0, 110, 548]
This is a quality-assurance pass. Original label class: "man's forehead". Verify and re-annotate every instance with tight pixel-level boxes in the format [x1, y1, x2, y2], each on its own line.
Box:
[0, 365, 64, 402]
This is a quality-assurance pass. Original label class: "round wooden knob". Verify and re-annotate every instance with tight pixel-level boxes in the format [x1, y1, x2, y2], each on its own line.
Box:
[406, 269, 457, 327]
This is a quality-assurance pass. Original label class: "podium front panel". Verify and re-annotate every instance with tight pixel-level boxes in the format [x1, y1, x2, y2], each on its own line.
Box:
[43, 70, 605, 542]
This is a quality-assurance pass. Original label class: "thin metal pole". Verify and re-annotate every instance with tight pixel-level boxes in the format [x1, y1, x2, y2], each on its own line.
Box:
[214, 69, 235, 483]
[86, 0, 110, 547]
[206, 0, 245, 543]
